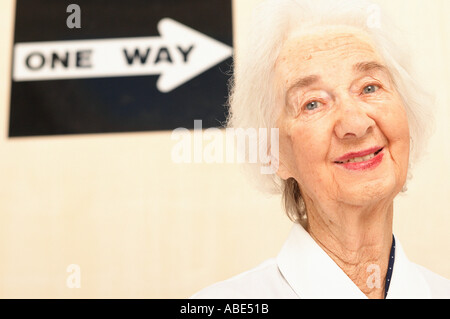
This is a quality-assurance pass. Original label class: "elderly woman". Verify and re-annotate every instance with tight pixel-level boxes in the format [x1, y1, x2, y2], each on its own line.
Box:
[192, 0, 450, 299]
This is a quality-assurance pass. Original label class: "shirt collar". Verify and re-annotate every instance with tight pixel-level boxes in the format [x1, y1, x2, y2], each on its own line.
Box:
[386, 238, 431, 299]
[276, 224, 431, 299]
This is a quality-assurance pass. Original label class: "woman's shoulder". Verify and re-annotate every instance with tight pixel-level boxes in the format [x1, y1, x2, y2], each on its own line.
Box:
[414, 264, 450, 298]
[190, 258, 297, 299]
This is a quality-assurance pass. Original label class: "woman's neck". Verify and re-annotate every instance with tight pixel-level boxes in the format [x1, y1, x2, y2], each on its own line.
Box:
[305, 200, 394, 299]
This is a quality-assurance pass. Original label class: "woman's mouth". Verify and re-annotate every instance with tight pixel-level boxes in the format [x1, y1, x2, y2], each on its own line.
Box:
[334, 147, 384, 171]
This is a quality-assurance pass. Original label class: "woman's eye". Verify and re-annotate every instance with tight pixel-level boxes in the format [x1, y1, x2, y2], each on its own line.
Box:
[363, 84, 380, 94]
[305, 101, 322, 111]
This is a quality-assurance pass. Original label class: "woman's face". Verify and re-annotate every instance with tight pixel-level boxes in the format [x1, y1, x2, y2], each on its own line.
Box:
[275, 27, 410, 209]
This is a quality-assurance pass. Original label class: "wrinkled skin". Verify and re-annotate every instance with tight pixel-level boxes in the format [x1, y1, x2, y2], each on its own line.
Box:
[275, 26, 410, 299]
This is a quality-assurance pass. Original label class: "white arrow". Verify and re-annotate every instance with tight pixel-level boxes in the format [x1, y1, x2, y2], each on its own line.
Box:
[12, 18, 233, 93]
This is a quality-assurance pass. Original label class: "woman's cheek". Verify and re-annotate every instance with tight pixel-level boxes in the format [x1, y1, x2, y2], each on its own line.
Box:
[290, 120, 331, 169]
[374, 100, 410, 183]
[378, 100, 410, 146]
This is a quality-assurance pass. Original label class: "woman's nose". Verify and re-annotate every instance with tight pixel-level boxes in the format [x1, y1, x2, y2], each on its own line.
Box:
[333, 98, 376, 140]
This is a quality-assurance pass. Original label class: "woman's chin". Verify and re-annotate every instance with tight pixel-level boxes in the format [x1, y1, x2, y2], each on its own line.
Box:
[332, 152, 407, 205]
[337, 176, 400, 207]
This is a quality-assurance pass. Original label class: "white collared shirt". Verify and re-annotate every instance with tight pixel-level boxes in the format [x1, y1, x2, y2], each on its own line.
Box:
[191, 224, 450, 299]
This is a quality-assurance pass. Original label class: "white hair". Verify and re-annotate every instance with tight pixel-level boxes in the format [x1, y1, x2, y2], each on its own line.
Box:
[227, 0, 434, 224]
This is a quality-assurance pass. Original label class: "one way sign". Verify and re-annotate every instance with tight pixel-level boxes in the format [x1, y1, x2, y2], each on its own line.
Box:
[13, 18, 233, 93]
[9, 0, 233, 137]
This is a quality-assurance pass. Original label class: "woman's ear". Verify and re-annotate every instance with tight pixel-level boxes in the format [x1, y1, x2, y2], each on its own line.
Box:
[274, 123, 294, 180]
[276, 158, 293, 180]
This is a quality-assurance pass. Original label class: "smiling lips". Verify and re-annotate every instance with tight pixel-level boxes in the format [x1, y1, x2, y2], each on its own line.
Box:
[334, 147, 385, 171]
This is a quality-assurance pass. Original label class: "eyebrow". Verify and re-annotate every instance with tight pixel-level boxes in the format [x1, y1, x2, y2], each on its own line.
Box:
[289, 75, 320, 90]
[353, 61, 389, 74]
[285, 61, 391, 97]
[285, 75, 321, 98]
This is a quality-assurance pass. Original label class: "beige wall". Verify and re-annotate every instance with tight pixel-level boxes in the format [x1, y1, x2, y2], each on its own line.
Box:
[0, 0, 448, 298]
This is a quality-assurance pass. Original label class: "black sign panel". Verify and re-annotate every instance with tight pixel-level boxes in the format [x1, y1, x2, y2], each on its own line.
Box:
[10, 0, 233, 137]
